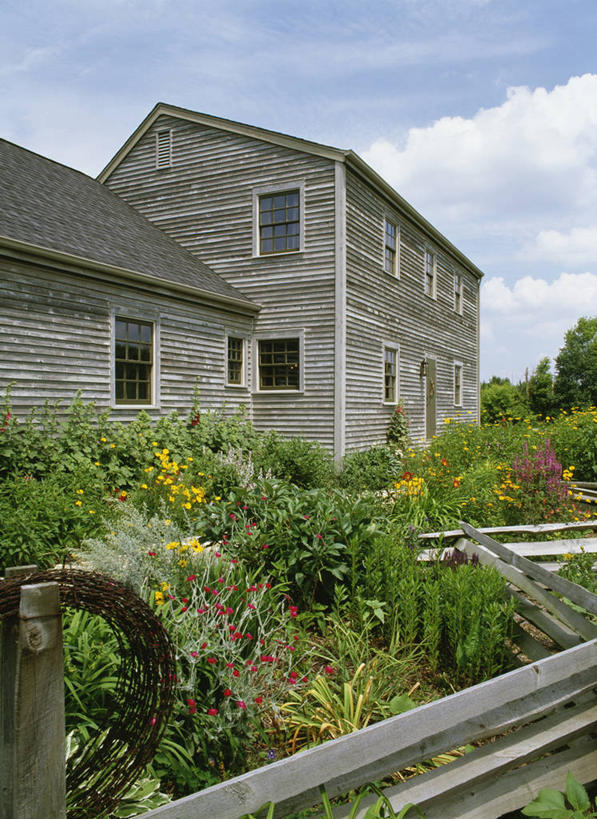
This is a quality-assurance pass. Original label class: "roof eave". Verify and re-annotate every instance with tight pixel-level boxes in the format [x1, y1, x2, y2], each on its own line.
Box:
[0, 235, 260, 315]
[345, 151, 484, 280]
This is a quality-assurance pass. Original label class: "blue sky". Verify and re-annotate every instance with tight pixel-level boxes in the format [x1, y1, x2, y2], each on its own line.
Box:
[2, 0, 597, 381]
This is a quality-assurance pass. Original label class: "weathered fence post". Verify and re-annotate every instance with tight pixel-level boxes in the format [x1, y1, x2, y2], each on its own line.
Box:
[0, 574, 65, 819]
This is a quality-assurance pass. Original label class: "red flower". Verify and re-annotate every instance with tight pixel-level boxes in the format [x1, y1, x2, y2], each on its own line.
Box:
[207, 707, 218, 716]
[187, 698, 197, 715]
[324, 665, 335, 675]
[441, 458, 449, 467]
[190, 651, 198, 658]
[207, 657, 217, 664]
[224, 688, 232, 697]
[452, 478, 461, 488]
[148, 551, 156, 557]
[232, 669, 240, 678]
[201, 642, 208, 649]
[401, 471, 413, 481]
[186, 574, 196, 581]
[254, 697, 263, 704]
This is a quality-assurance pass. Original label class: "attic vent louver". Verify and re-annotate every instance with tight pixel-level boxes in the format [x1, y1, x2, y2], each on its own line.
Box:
[156, 129, 172, 169]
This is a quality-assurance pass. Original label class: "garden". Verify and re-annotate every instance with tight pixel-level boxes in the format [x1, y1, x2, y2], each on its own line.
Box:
[1, 389, 597, 816]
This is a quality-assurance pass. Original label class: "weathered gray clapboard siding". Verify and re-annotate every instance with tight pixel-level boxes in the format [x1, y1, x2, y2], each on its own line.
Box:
[0, 257, 253, 420]
[104, 116, 338, 447]
[344, 168, 480, 449]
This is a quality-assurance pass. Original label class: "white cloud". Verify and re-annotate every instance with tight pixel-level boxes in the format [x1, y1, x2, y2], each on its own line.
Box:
[362, 74, 597, 234]
[522, 225, 597, 267]
[480, 272, 597, 380]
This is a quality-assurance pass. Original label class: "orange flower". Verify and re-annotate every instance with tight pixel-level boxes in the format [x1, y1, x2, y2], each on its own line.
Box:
[441, 458, 449, 467]
[453, 478, 461, 488]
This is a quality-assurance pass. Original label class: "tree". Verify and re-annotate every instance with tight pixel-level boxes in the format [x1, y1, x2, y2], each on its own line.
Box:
[481, 378, 529, 423]
[527, 357, 555, 417]
[553, 316, 597, 410]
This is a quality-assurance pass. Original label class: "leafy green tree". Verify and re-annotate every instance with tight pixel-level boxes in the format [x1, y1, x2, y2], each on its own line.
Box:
[554, 316, 597, 410]
[527, 357, 555, 417]
[481, 378, 529, 424]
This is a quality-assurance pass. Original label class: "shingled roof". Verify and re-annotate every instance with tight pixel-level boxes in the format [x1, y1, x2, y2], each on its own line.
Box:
[0, 138, 257, 309]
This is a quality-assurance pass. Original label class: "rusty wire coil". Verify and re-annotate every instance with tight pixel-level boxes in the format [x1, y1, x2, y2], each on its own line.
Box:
[0, 569, 176, 818]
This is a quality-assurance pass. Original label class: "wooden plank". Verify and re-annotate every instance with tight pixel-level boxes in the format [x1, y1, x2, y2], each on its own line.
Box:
[420, 520, 597, 541]
[501, 538, 597, 556]
[460, 522, 597, 618]
[143, 640, 597, 819]
[333, 697, 597, 818]
[509, 589, 582, 650]
[460, 539, 597, 641]
[0, 582, 65, 819]
[511, 624, 552, 661]
[420, 741, 597, 818]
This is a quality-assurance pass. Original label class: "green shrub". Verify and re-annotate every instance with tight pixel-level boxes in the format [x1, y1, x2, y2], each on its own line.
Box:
[0, 472, 108, 573]
[339, 446, 403, 492]
[253, 431, 335, 489]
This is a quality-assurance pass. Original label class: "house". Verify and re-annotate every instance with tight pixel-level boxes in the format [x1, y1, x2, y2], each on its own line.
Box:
[98, 103, 482, 457]
[0, 138, 258, 419]
[1, 105, 482, 461]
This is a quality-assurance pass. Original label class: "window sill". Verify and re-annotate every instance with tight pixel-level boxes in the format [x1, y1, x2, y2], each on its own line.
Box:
[225, 384, 249, 390]
[112, 403, 160, 410]
[383, 269, 400, 280]
[252, 390, 304, 396]
[253, 250, 304, 259]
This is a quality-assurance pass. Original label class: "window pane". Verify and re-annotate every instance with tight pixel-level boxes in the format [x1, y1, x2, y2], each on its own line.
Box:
[261, 226, 273, 238]
[261, 238, 273, 253]
[140, 346, 151, 362]
[127, 323, 139, 341]
[260, 211, 272, 225]
[126, 381, 137, 400]
[273, 209, 286, 223]
[115, 320, 127, 340]
[287, 207, 299, 221]
[261, 197, 272, 210]
[287, 222, 299, 235]
[273, 195, 286, 208]
[141, 324, 151, 343]
[127, 344, 139, 361]
[274, 237, 286, 250]
[115, 342, 126, 360]
[138, 382, 148, 400]
[287, 192, 299, 206]
[287, 236, 299, 249]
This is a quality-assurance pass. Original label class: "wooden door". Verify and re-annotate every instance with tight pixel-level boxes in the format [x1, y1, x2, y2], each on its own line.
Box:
[425, 358, 436, 440]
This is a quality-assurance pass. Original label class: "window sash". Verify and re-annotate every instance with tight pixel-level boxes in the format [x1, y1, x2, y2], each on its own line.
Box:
[115, 318, 153, 404]
[424, 251, 435, 296]
[227, 337, 244, 385]
[454, 273, 463, 313]
[258, 338, 300, 390]
[384, 347, 397, 403]
[259, 190, 300, 254]
[385, 220, 397, 275]
[454, 364, 463, 406]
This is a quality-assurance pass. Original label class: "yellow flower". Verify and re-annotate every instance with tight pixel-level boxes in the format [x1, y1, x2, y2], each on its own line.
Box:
[154, 591, 164, 605]
[100, 437, 107, 443]
[165, 541, 180, 550]
[94, 461, 100, 466]
[183, 502, 192, 510]
[76, 489, 84, 495]
[161, 582, 170, 591]
[88, 510, 95, 515]
[152, 441, 158, 447]
[141, 484, 148, 489]
[110, 444, 115, 448]
[74, 500, 82, 506]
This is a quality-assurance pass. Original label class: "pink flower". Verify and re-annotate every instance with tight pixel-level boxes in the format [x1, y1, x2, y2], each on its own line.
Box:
[190, 651, 198, 658]
[237, 700, 246, 709]
[226, 662, 235, 668]
[150, 716, 157, 725]
[187, 699, 197, 715]
[247, 603, 256, 610]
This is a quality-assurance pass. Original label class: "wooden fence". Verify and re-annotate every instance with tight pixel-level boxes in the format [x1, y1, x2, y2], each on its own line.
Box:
[3, 522, 597, 818]
[141, 522, 597, 819]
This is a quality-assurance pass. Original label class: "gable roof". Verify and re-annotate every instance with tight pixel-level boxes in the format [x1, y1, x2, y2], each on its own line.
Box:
[97, 102, 483, 281]
[0, 138, 258, 312]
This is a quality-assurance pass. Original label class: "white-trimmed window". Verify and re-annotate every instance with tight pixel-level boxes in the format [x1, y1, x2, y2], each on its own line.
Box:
[454, 361, 463, 407]
[258, 338, 301, 390]
[383, 344, 399, 404]
[114, 317, 155, 405]
[253, 184, 304, 256]
[424, 249, 436, 298]
[384, 219, 399, 276]
[454, 272, 463, 314]
[155, 129, 172, 169]
[226, 336, 246, 387]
